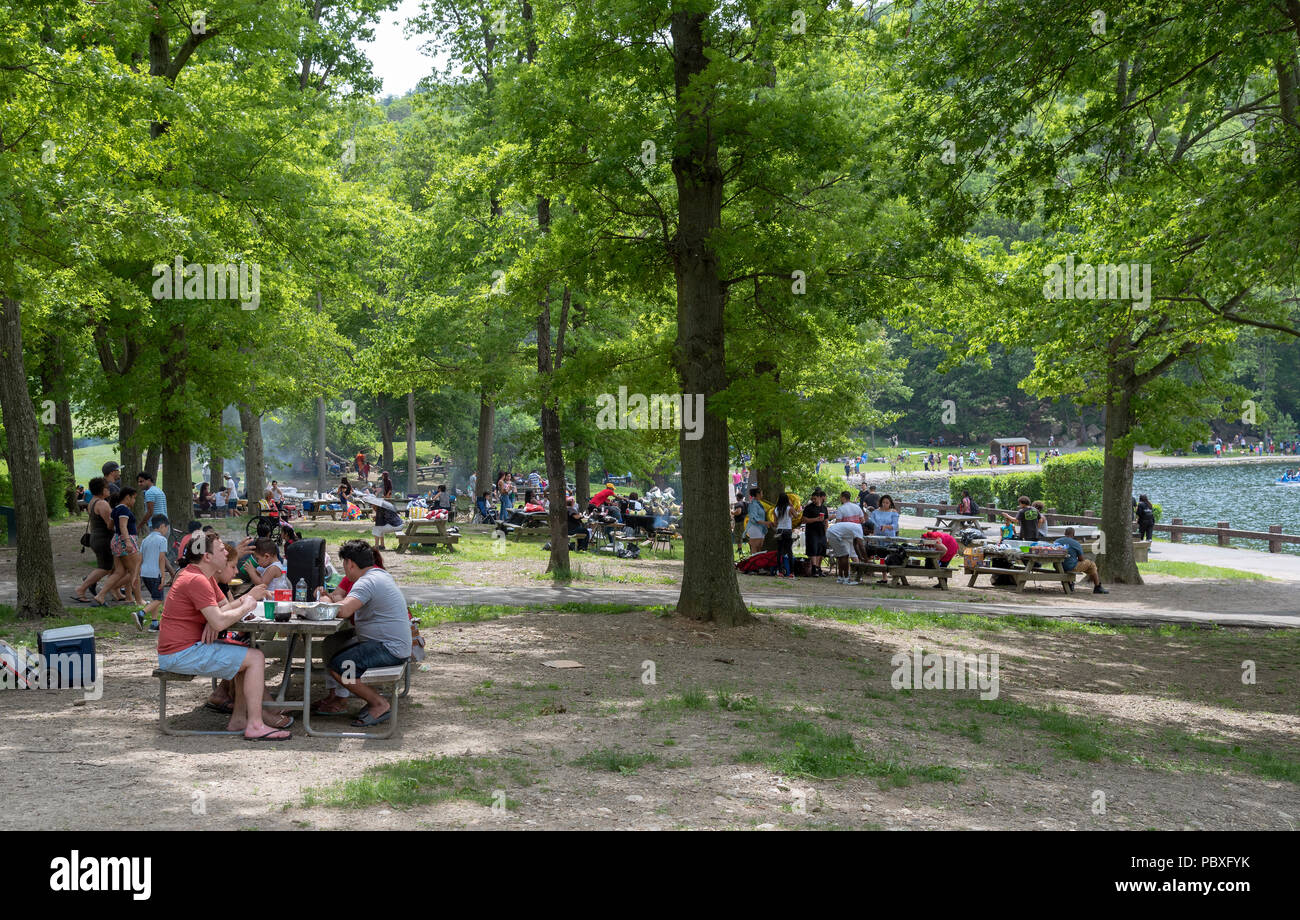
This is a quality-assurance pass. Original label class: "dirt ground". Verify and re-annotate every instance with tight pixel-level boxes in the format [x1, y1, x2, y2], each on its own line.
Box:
[2, 520, 1298, 830]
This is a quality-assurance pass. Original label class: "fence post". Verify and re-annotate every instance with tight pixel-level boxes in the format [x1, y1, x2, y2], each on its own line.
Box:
[1217, 521, 1230, 547]
[1269, 524, 1282, 554]
[1083, 509, 1094, 518]
[1170, 518, 1183, 543]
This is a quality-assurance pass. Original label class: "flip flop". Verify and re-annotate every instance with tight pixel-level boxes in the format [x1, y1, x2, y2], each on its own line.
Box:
[310, 704, 348, 716]
[204, 700, 235, 714]
[350, 709, 391, 727]
[70, 595, 93, 604]
[264, 714, 294, 730]
[244, 728, 291, 742]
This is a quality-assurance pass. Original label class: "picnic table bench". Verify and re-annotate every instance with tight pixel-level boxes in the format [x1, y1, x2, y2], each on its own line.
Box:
[395, 518, 459, 552]
[498, 511, 551, 541]
[966, 551, 1074, 593]
[851, 550, 953, 589]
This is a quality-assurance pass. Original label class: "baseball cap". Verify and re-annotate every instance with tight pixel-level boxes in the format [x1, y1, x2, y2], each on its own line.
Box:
[102, 461, 120, 475]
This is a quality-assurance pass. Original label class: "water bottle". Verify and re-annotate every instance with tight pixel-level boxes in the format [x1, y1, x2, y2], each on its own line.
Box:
[294, 578, 307, 602]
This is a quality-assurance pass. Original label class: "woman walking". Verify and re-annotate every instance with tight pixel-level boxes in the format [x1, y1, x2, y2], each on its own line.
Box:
[73, 477, 114, 603]
[98, 486, 143, 608]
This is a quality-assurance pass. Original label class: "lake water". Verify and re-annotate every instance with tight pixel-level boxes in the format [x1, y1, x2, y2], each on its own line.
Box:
[882, 462, 1300, 555]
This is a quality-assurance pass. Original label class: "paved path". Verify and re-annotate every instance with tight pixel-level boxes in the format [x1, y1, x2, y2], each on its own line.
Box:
[405, 584, 1300, 630]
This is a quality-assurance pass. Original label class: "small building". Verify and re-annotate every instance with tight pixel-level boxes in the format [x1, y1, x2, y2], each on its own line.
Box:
[990, 437, 1031, 465]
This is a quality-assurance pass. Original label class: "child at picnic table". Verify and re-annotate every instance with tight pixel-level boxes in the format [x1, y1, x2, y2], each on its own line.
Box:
[240, 538, 292, 593]
[919, 530, 960, 568]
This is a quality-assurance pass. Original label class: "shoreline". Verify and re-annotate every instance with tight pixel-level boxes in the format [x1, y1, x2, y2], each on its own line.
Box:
[842, 450, 1297, 483]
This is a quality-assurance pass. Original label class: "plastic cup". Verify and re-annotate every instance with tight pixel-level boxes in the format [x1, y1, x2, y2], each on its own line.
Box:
[263, 600, 275, 619]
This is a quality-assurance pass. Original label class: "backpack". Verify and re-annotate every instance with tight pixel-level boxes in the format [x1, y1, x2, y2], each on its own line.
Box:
[736, 550, 779, 573]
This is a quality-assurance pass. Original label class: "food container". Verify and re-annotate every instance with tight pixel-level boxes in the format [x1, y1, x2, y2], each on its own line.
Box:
[293, 602, 340, 621]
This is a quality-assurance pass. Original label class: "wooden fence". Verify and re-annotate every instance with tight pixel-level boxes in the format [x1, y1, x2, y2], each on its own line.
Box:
[895, 500, 1300, 554]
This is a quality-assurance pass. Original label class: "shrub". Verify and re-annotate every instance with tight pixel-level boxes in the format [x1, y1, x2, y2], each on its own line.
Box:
[1042, 450, 1104, 515]
[40, 460, 71, 518]
[992, 472, 1044, 507]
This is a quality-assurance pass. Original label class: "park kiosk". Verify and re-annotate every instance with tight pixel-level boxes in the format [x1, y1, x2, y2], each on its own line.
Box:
[990, 437, 1030, 465]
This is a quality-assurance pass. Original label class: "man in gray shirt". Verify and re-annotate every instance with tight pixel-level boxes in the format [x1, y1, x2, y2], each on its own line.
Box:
[317, 540, 411, 726]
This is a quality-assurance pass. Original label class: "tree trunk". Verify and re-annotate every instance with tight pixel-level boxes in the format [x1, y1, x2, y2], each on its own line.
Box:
[1101, 345, 1141, 584]
[117, 408, 142, 494]
[160, 346, 192, 535]
[55, 398, 75, 477]
[379, 399, 395, 472]
[315, 396, 327, 494]
[670, 9, 750, 626]
[536, 191, 571, 576]
[574, 448, 590, 507]
[476, 390, 495, 501]
[210, 451, 224, 493]
[754, 361, 783, 500]
[144, 444, 160, 484]
[239, 403, 265, 509]
[0, 295, 62, 618]
[406, 391, 418, 496]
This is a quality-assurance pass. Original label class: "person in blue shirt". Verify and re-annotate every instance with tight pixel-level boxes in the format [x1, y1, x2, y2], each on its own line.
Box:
[1053, 527, 1108, 594]
[868, 494, 900, 538]
[137, 471, 167, 521]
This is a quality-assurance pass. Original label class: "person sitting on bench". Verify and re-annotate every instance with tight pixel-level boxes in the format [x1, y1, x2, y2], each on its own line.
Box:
[1054, 527, 1109, 594]
[311, 541, 411, 726]
[156, 534, 291, 741]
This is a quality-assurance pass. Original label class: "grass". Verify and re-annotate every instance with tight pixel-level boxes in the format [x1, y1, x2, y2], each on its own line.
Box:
[1138, 561, 1272, 581]
[408, 601, 657, 627]
[0, 603, 140, 647]
[299, 755, 532, 809]
[764, 722, 963, 787]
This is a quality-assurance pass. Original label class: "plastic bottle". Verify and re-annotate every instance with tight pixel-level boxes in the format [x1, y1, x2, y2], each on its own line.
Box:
[294, 578, 307, 602]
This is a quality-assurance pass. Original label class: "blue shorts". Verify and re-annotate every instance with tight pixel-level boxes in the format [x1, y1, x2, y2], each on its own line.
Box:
[158, 641, 249, 681]
[142, 576, 164, 601]
[330, 640, 405, 681]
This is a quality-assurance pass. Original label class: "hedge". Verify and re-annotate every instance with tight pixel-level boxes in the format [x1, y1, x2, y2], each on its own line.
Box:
[0, 460, 71, 519]
[1042, 450, 1104, 515]
[949, 475, 996, 508]
[949, 472, 1043, 509]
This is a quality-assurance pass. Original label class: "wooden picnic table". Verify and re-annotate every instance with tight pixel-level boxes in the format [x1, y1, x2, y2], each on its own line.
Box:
[851, 540, 953, 589]
[395, 517, 459, 552]
[236, 614, 344, 737]
[966, 546, 1074, 593]
[933, 513, 983, 531]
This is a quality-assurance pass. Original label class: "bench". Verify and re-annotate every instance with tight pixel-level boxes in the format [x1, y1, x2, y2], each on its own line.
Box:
[395, 519, 460, 552]
[305, 507, 341, 522]
[306, 663, 408, 740]
[851, 560, 954, 589]
[966, 560, 1074, 593]
[153, 670, 240, 736]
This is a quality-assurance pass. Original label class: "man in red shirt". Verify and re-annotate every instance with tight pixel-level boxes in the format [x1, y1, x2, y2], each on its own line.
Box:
[589, 484, 616, 508]
[157, 534, 291, 741]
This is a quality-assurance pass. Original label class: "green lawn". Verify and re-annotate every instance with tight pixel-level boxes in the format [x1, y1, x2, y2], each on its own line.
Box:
[1138, 561, 1272, 581]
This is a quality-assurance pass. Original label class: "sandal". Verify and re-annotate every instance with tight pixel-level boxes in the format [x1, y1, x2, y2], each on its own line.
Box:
[350, 709, 391, 727]
[244, 728, 291, 742]
[204, 700, 235, 715]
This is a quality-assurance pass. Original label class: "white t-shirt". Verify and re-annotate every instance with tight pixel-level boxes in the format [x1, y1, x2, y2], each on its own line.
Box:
[835, 501, 863, 522]
[775, 506, 792, 530]
[828, 521, 864, 543]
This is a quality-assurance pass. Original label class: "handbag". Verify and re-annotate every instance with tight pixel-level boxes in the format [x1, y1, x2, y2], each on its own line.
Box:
[79, 505, 92, 552]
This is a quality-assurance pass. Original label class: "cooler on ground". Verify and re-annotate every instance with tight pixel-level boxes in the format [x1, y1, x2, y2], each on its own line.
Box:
[38, 624, 96, 689]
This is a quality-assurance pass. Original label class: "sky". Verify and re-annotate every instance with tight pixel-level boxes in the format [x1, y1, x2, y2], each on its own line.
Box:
[357, 0, 440, 97]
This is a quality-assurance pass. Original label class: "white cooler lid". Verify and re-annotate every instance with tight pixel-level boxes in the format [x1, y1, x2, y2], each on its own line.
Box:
[40, 624, 95, 642]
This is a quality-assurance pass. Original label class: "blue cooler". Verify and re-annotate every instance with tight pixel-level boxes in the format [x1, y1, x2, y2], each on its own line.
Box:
[38, 624, 96, 690]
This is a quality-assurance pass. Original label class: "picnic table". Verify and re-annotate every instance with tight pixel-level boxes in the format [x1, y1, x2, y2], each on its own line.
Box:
[933, 513, 983, 531]
[851, 538, 953, 589]
[238, 614, 344, 737]
[965, 544, 1074, 593]
[395, 517, 459, 552]
[500, 510, 550, 541]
